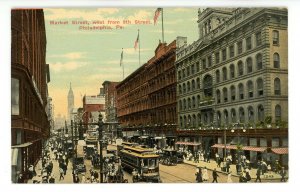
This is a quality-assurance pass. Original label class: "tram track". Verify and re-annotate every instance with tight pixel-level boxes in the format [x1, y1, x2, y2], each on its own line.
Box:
[159, 167, 192, 183]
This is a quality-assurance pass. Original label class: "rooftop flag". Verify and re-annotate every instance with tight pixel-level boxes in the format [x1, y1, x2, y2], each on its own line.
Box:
[154, 8, 162, 25]
[134, 32, 139, 50]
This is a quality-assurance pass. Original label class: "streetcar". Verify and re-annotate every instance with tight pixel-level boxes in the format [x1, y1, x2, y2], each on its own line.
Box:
[119, 145, 160, 183]
[160, 149, 178, 166]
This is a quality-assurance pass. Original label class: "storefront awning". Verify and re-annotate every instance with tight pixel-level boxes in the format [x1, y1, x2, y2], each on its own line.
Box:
[139, 136, 149, 139]
[11, 142, 33, 148]
[211, 144, 267, 152]
[175, 141, 201, 146]
[271, 147, 288, 154]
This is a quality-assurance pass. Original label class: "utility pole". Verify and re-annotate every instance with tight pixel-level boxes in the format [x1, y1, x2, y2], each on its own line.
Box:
[98, 113, 104, 183]
[71, 120, 74, 153]
[75, 121, 78, 158]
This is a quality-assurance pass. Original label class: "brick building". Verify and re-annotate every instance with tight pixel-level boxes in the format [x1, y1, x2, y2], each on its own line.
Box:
[175, 8, 288, 167]
[102, 81, 120, 141]
[116, 41, 177, 148]
[11, 9, 51, 182]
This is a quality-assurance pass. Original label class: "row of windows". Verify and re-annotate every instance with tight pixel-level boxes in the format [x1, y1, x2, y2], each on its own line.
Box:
[179, 77, 282, 110]
[179, 104, 282, 128]
[177, 30, 281, 81]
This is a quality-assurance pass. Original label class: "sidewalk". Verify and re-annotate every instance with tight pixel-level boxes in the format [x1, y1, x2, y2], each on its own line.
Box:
[27, 151, 74, 184]
[183, 159, 287, 182]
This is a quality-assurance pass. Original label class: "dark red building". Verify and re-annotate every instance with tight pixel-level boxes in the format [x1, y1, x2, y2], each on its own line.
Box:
[116, 41, 177, 147]
[11, 9, 50, 182]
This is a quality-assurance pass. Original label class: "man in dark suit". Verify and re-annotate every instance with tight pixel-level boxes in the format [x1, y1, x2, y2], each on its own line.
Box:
[212, 168, 219, 183]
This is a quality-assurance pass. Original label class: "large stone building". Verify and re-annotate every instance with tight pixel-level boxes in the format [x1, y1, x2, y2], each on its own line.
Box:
[175, 8, 288, 166]
[11, 9, 51, 182]
[102, 81, 120, 141]
[116, 41, 177, 148]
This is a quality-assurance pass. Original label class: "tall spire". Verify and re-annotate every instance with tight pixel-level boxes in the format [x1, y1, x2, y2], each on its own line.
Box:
[67, 82, 74, 121]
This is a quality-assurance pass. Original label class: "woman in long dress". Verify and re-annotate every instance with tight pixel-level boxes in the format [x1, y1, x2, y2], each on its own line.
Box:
[202, 167, 209, 181]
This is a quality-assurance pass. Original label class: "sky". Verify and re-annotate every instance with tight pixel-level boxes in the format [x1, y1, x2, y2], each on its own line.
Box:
[45, 8, 200, 118]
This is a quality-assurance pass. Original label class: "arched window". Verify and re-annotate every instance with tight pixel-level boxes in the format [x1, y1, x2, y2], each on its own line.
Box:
[248, 106, 254, 123]
[247, 57, 253, 73]
[203, 75, 213, 97]
[192, 80, 196, 91]
[273, 30, 279, 45]
[192, 114, 196, 127]
[223, 87, 228, 102]
[230, 64, 235, 79]
[239, 107, 245, 123]
[183, 83, 186, 93]
[216, 89, 221, 103]
[196, 78, 200, 89]
[183, 99, 186, 110]
[179, 100, 182, 110]
[256, 53, 262, 70]
[257, 78, 264, 96]
[182, 69, 186, 78]
[230, 85, 236, 101]
[217, 111, 221, 127]
[224, 109, 229, 125]
[197, 95, 201, 107]
[180, 116, 183, 128]
[188, 115, 192, 126]
[231, 108, 237, 123]
[275, 105, 282, 122]
[178, 71, 181, 80]
[238, 83, 244, 100]
[197, 113, 202, 127]
[247, 81, 253, 98]
[222, 67, 227, 81]
[216, 70, 220, 83]
[258, 105, 264, 122]
[238, 61, 244, 76]
[274, 78, 281, 95]
[188, 98, 191, 109]
[183, 116, 187, 127]
[273, 53, 280, 68]
[179, 85, 182, 94]
[192, 96, 196, 108]
[187, 81, 191, 92]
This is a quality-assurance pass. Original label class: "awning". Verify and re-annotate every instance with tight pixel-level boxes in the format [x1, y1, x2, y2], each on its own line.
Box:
[271, 147, 288, 154]
[175, 141, 201, 146]
[211, 144, 267, 152]
[11, 142, 33, 148]
[243, 146, 267, 152]
[139, 136, 149, 139]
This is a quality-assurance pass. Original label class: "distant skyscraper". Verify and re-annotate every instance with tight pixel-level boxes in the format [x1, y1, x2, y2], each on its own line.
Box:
[67, 83, 74, 121]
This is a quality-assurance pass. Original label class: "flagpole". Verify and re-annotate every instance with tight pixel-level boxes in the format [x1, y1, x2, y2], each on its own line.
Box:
[122, 48, 124, 80]
[161, 8, 164, 43]
[138, 29, 141, 66]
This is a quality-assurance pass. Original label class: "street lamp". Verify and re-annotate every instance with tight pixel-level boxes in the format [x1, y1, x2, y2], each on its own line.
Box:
[231, 122, 246, 174]
[97, 112, 104, 183]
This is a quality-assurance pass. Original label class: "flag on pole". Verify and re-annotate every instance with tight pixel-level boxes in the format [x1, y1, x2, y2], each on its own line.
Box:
[120, 49, 123, 66]
[154, 8, 162, 25]
[134, 32, 139, 50]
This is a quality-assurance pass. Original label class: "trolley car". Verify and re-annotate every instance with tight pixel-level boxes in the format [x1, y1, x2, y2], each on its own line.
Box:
[119, 145, 160, 183]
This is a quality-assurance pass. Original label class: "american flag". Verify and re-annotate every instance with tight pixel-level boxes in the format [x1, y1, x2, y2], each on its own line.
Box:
[134, 33, 139, 50]
[154, 8, 162, 25]
[120, 49, 123, 66]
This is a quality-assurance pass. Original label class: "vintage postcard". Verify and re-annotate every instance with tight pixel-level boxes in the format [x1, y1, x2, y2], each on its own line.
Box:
[11, 7, 288, 184]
